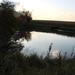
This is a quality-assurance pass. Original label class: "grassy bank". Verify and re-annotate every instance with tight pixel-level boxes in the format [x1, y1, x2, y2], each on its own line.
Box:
[0, 44, 75, 75]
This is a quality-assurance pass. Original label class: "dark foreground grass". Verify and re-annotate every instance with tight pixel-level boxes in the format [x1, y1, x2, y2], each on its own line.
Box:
[0, 46, 75, 75]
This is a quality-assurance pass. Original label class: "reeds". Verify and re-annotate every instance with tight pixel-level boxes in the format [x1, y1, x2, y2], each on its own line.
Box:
[0, 44, 75, 75]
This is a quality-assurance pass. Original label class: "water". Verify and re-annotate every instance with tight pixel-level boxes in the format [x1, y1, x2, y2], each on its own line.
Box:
[21, 31, 75, 58]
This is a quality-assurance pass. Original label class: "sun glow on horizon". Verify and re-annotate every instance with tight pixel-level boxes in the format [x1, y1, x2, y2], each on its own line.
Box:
[2, 0, 75, 21]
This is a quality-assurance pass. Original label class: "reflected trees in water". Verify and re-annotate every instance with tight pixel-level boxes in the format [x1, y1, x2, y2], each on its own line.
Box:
[11, 31, 31, 42]
[0, 30, 31, 55]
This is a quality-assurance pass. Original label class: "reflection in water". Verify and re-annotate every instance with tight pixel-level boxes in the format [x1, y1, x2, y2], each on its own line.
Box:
[3, 30, 32, 53]
[22, 31, 75, 58]
[51, 50, 60, 57]
[11, 31, 31, 42]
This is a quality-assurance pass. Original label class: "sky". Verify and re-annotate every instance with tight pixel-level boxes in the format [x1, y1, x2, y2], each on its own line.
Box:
[0, 0, 75, 21]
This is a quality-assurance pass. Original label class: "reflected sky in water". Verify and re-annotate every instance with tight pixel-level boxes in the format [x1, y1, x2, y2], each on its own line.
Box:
[21, 31, 75, 57]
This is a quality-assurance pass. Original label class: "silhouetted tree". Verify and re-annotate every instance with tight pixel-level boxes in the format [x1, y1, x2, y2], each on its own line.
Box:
[21, 11, 32, 22]
[0, 1, 23, 46]
[25, 11, 32, 22]
[0, 0, 31, 49]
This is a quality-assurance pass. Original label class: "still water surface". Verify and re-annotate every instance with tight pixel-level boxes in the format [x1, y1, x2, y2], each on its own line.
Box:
[21, 31, 75, 57]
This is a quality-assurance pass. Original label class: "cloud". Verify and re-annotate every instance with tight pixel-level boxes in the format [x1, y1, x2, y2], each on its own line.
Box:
[21, 39, 27, 46]
[51, 50, 60, 57]
[57, 13, 75, 21]
[31, 31, 38, 38]
[32, 34, 37, 39]
[49, 33, 55, 37]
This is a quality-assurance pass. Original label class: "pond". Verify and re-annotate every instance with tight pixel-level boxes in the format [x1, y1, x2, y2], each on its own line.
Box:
[21, 31, 75, 58]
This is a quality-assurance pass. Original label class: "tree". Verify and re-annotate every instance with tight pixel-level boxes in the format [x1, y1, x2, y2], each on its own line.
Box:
[0, 1, 15, 27]
[25, 11, 32, 22]
[0, 0, 32, 47]
[0, 1, 23, 46]
[20, 11, 32, 22]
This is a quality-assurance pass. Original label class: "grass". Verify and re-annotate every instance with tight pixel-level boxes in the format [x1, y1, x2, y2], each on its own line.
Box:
[0, 43, 75, 75]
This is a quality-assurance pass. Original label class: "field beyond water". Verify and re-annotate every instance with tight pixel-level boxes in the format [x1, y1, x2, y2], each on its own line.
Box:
[31, 20, 75, 31]
[32, 20, 75, 26]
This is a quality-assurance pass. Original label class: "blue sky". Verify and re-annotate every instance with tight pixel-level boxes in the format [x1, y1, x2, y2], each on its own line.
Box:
[1, 0, 75, 21]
